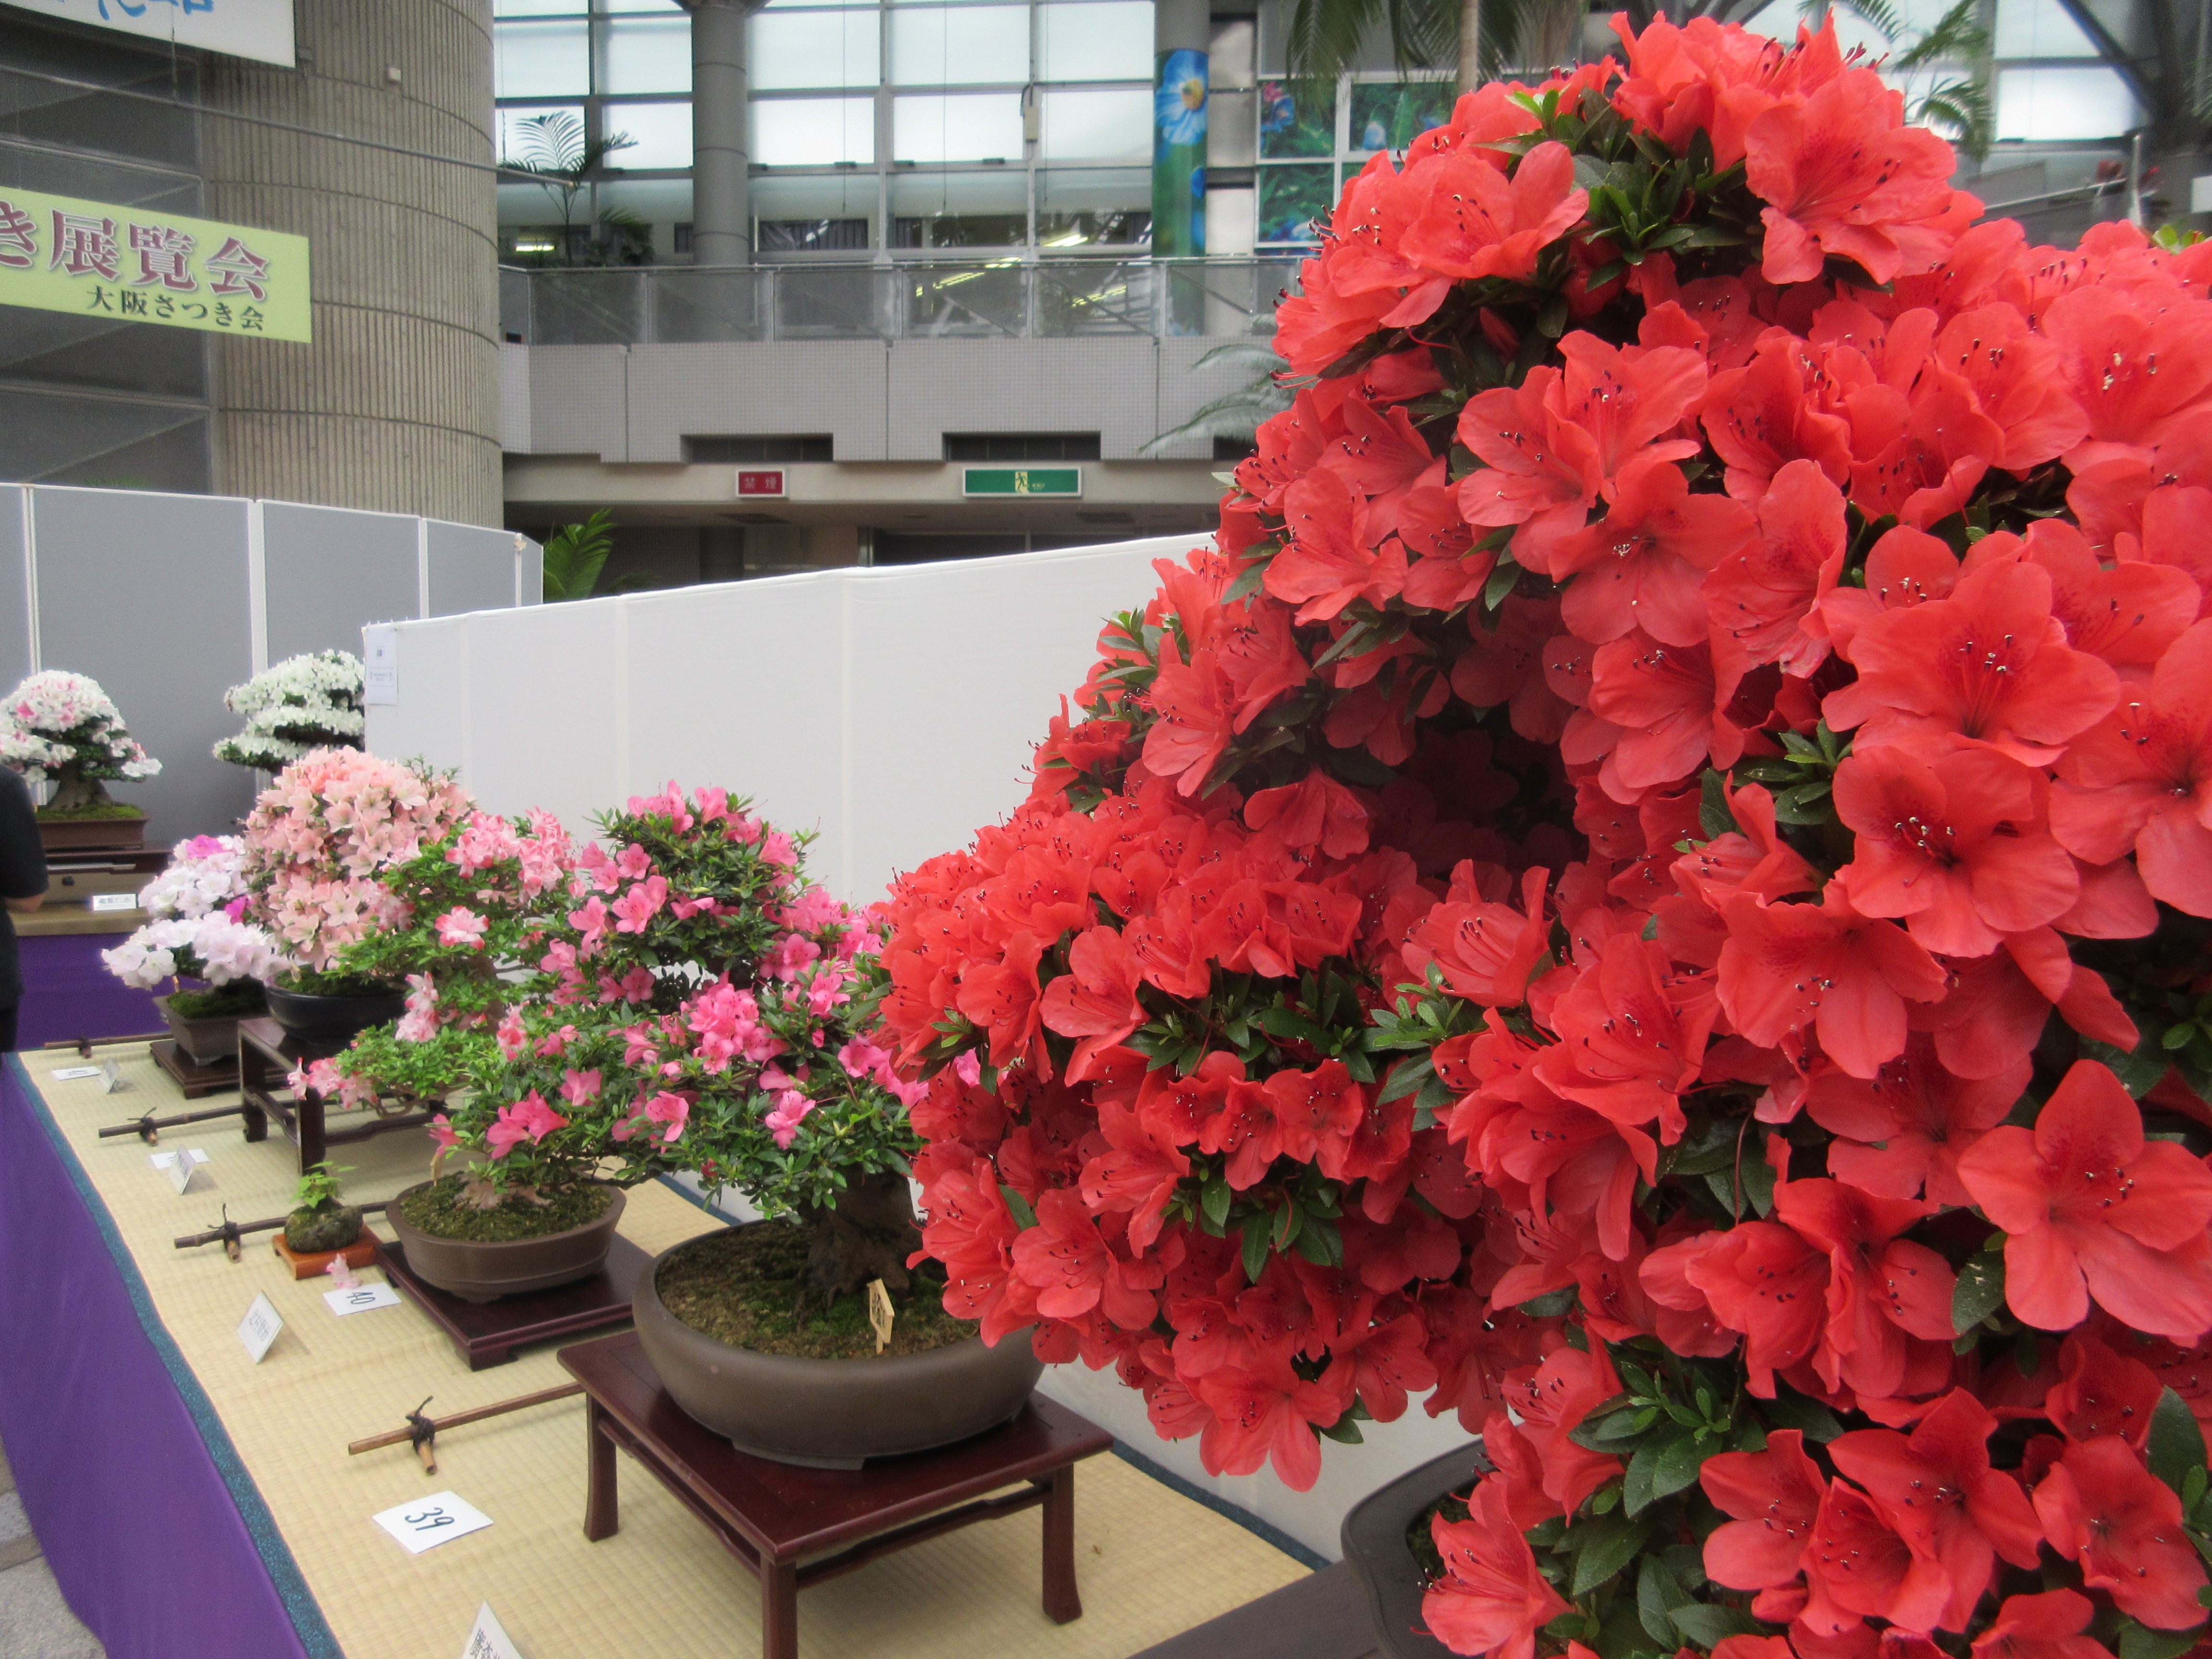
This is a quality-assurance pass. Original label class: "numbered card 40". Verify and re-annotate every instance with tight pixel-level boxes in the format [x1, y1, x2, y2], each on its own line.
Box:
[373, 1491, 493, 1555]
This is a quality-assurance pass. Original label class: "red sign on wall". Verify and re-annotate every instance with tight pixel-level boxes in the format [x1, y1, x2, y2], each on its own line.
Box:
[736, 469, 786, 498]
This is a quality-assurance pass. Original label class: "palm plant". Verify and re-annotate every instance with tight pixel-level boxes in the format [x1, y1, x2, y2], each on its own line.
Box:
[538, 510, 654, 602]
[501, 111, 654, 266]
[1142, 343, 1294, 457]
[1824, 0, 1996, 159]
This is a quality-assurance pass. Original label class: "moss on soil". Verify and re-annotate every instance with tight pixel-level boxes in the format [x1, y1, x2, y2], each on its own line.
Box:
[1407, 1482, 1473, 1582]
[655, 1218, 975, 1361]
[398, 1176, 613, 1242]
[35, 803, 145, 822]
[168, 982, 266, 1019]
[276, 968, 398, 998]
[285, 1204, 362, 1252]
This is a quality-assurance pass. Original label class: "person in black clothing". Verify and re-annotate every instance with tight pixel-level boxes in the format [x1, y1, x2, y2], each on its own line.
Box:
[0, 768, 47, 1050]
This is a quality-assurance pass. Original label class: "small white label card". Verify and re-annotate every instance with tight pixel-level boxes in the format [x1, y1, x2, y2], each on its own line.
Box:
[461, 1601, 525, 1659]
[50, 1065, 100, 1081]
[89, 892, 137, 913]
[102, 1059, 126, 1094]
[373, 1491, 492, 1555]
[363, 624, 399, 706]
[150, 1147, 210, 1193]
[237, 1292, 283, 1363]
[322, 1282, 402, 1317]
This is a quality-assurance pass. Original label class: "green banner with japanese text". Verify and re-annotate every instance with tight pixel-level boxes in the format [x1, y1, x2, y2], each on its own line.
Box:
[0, 185, 310, 342]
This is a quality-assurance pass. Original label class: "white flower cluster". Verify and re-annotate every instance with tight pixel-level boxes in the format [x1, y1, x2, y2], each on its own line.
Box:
[0, 670, 161, 784]
[214, 651, 366, 770]
[103, 914, 283, 989]
[103, 836, 289, 989]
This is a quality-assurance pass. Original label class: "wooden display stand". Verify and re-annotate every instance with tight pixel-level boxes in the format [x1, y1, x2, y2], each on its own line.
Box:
[382, 1234, 652, 1370]
[271, 1233, 381, 1280]
[559, 1330, 1112, 1659]
[150, 1039, 238, 1099]
[234, 1017, 437, 1175]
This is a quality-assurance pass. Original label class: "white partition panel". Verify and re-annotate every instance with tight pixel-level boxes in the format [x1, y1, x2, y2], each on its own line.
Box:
[365, 531, 1479, 1560]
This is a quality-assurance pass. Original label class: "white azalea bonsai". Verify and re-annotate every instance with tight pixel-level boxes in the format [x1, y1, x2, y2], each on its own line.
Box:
[0, 669, 160, 816]
[214, 651, 366, 770]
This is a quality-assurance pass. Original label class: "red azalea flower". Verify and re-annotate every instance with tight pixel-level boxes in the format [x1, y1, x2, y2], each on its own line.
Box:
[1586, 630, 1739, 798]
[1191, 1360, 1347, 1491]
[1827, 1389, 2044, 1631]
[1538, 932, 1719, 1137]
[1706, 457, 1848, 678]
[1548, 332, 1708, 488]
[1266, 467, 1407, 625]
[1827, 560, 2119, 764]
[1456, 367, 1603, 573]
[1037, 925, 1149, 1083]
[1801, 1475, 1952, 1635]
[1704, 331, 1857, 504]
[1773, 1177, 1957, 1401]
[1555, 453, 1755, 646]
[1832, 744, 2079, 957]
[1702, 1428, 1829, 1589]
[1744, 66, 1962, 286]
[1806, 1035, 2027, 1206]
[1501, 1342, 1625, 1514]
[1956, 1058, 2212, 1340]
[1969, 1590, 2105, 1659]
[1399, 139, 1588, 286]
[1664, 1218, 1827, 1395]
[2031, 1434, 2210, 1629]
[2044, 1332, 2161, 1449]
[1401, 866, 1553, 1007]
[2052, 619, 2212, 917]
[1718, 887, 1948, 1080]
[1421, 1476, 1574, 1659]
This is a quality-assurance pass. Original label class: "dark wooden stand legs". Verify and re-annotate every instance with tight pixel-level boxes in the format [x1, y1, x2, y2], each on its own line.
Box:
[761, 1560, 801, 1659]
[584, 1398, 618, 1542]
[1041, 1464, 1081, 1623]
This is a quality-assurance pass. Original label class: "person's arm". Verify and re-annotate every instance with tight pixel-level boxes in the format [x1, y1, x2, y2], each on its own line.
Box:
[0, 772, 47, 915]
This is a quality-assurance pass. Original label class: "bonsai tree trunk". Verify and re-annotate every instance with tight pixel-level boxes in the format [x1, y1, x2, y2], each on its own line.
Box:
[799, 1171, 923, 1304]
[46, 761, 111, 814]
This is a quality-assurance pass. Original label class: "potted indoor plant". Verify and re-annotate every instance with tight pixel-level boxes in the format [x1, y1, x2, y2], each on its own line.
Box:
[274, 1160, 376, 1278]
[0, 669, 161, 850]
[238, 747, 472, 1053]
[214, 650, 367, 770]
[875, 17, 2212, 1659]
[101, 834, 284, 1063]
[425, 784, 1034, 1460]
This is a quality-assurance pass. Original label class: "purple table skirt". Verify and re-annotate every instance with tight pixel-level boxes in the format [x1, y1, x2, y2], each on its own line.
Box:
[0, 1056, 339, 1659]
[18, 933, 166, 1051]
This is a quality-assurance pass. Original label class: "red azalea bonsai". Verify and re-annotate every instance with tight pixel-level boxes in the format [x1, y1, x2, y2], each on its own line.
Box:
[875, 14, 2212, 1659]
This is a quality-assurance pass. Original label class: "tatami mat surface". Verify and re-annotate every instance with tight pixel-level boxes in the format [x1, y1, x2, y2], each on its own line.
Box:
[24, 1044, 1308, 1659]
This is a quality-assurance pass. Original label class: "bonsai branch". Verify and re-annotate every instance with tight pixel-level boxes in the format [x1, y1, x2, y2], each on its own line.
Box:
[798, 1171, 922, 1308]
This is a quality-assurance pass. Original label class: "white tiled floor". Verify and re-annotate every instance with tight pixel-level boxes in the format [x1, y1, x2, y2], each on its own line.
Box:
[0, 1435, 104, 1659]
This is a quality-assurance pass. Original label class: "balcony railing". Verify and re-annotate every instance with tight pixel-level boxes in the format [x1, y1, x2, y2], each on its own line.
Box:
[497, 257, 1304, 346]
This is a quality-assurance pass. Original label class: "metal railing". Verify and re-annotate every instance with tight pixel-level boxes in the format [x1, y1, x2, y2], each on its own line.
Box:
[497, 257, 1304, 346]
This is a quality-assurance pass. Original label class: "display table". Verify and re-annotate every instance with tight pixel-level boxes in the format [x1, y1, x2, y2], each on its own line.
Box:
[0, 1042, 1312, 1659]
[564, 1331, 1112, 1659]
[236, 1016, 439, 1174]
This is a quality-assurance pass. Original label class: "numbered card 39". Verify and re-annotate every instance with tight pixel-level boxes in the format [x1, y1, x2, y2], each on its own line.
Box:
[373, 1491, 493, 1555]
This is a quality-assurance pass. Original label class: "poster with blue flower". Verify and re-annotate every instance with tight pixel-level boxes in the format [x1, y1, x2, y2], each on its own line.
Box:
[1152, 46, 1207, 261]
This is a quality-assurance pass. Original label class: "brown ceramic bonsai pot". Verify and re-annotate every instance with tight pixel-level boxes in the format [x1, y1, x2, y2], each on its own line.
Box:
[1339, 1440, 1492, 1659]
[631, 1226, 1045, 1468]
[157, 992, 253, 1067]
[385, 1181, 624, 1302]
[37, 811, 148, 853]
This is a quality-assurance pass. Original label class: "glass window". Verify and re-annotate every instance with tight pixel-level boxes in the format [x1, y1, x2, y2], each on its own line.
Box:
[1037, 167, 1149, 246]
[1037, 2, 1155, 82]
[750, 10, 883, 89]
[753, 96, 878, 165]
[753, 171, 881, 218]
[1348, 81, 1451, 153]
[604, 104, 693, 168]
[889, 8, 1031, 86]
[1257, 162, 1331, 243]
[498, 104, 589, 165]
[891, 168, 1027, 245]
[893, 93, 1027, 160]
[496, 18, 591, 98]
[762, 0, 874, 9]
[1258, 78, 1333, 157]
[1993, 0, 2103, 58]
[601, 15, 691, 94]
[1995, 66, 2142, 139]
[494, 0, 583, 14]
[1037, 87, 1152, 159]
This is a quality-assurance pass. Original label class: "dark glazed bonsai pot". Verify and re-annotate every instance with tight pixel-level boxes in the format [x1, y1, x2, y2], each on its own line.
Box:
[1340, 1439, 1492, 1659]
[632, 1226, 1046, 1468]
[385, 1182, 624, 1302]
[264, 983, 407, 1055]
[158, 993, 252, 1066]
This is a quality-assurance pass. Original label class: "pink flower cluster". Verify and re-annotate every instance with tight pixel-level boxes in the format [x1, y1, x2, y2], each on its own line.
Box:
[239, 749, 472, 968]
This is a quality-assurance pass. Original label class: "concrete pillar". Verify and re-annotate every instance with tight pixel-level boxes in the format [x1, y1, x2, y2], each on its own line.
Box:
[690, 0, 752, 267]
[201, 0, 502, 526]
[1154, 0, 1208, 333]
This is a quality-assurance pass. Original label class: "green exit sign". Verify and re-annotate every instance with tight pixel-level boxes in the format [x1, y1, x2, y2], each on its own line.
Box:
[962, 466, 1082, 498]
